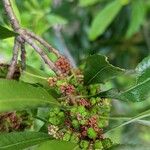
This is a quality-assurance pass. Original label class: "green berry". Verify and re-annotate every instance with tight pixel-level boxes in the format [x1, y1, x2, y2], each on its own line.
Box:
[49, 117, 60, 125]
[53, 107, 60, 114]
[72, 119, 80, 129]
[70, 107, 77, 114]
[63, 133, 71, 141]
[58, 112, 65, 118]
[80, 140, 89, 149]
[90, 97, 97, 105]
[87, 127, 97, 139]
[94, 140, 103, 150]
[70, 133, 79, 143]
[49, 112, 56, 117]
[78, 106, 86, 114]
[79, 119, 86, 125]
[102, 138, 113, 149]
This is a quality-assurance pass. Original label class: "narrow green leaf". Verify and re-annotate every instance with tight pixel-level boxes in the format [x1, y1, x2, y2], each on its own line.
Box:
[126, 0, 146, 38]
[106, 109, 150, 133]
[135, 55, 150, 83]
[88, 0, 123, 40]
[0, 132, 51, 150]
[79, 0, 100, 7]
[0, 79, 58, 112]
[0, 25, 17, 39]
[109, 144, 150, 150]
[37, 140, 79, 150]
[20, 65, 50, 87]
[84, 54, 124, 85]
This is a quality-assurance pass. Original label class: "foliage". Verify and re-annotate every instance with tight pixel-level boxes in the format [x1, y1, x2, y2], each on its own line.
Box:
[0, 0, 150, 150]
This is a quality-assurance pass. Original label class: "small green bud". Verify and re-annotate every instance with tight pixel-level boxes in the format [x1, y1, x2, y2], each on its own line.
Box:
[90, 97, 97, 105]
[80, 140, 89, 149]
[70, 107, 77, 114]
[78, 106, 86, 114]
[63, 132, 71, 141]
[102, 138, 113, 149]
[87, 127, 97, 139]
[72, 119, 80, 129]
[79, 119, 87, 125]
[94, 140, 103, 150]
[70, 133, 80, 143]
[58, 112, 65, 118]
[53, 107, 60, 114]
[49, 117, 60, 125]
[49, 112, 56, 117]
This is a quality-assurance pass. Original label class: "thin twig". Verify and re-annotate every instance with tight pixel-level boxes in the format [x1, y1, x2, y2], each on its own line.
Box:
[21, 34, 61, 75]
[25, 29, 61, 57]
[6, 37, 20, 79]
[2, 0, 20, 31]
[20, 42, 26, 70]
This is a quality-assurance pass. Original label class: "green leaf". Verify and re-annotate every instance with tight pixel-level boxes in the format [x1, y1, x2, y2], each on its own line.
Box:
[79, 0, 100, 7]
[126, 0, 146, 38]
[0, 79, 58, 112]
[118, 78, 150, 102]
[84, 54, 124, 85]
[136, 55, 150, 83]
[88, 0, 123, 40]
[0, 131, 51, 150]
[37, 140, 79, 150]
[106, 109, 150, 133]
[10, 0, 21, 24]
[98, 78, 150, 102]
[46, 14, 68, 27]
[0, 25, 17, 39]
[109, 144, 150, 150]
[20, 65, 50, 87]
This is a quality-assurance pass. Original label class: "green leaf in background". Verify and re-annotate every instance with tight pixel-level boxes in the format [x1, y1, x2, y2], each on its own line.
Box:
[0, 25, 17, 39]
[46, 14, 68, 27]
[84, 54, 124, 85]
[10, 0, 21, 24]
[106, 109, 150, 133]
[118, 78, 150, 102]
[20, 65, 50, 87]
[135, 55, 150, 83]
[0, 79, 58, 112]
[109, 144, 150, 150]
[88, 0, 123, 40]
[79, 0, 100, 7]
[98, 78, 150, 102]
[126, 0, 146, 38]
[0, 131, 51, 150]
[37, 140, 79, 150]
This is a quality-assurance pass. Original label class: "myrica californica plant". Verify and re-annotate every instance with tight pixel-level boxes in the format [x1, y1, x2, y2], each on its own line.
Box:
[0, 0, 149, 150]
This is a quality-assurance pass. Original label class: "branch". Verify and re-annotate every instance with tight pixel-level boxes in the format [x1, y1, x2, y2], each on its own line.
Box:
[21, 34, 61, 75]
[6, 37, 20, 79]
[25, 30, 61, 57]
[2, 0, 20, 31]
[2, 0, 67, 77]
[20, 41, 26, 70]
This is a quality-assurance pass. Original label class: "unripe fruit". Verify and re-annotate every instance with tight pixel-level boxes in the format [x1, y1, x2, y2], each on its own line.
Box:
[94, 140, 103, 150]
[90, 97, 97, 105]
[102, 138, 113, 149]
[63, 131, 72, 141]
[80, 140, 89, 149]
[72, 119, 80, 129]
[70, 133, 80, 143]
[87, 127, 97, 139]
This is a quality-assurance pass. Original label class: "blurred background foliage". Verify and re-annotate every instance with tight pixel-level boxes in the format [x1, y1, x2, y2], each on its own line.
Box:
[0, 0, 150, 147]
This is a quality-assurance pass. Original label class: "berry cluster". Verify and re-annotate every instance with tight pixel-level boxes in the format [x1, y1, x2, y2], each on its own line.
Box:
[47, 70, 112, 150]
[55, 56, 71, 75]
[0, 111, 32, 132]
